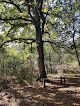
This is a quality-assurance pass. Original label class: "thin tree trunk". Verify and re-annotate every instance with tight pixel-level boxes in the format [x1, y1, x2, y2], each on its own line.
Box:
[73, 18, 80, 67]
[73, 35, 80, 67]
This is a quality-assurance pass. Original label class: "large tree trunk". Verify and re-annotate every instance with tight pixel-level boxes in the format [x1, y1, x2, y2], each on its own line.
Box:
[36, 27, 47, 78]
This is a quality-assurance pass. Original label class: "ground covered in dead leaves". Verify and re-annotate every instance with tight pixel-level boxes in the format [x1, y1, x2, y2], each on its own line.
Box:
[0, 76, 80, 106]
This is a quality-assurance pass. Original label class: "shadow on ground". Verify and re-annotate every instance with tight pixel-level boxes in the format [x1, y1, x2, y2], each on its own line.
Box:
[0, 77, 80, 106]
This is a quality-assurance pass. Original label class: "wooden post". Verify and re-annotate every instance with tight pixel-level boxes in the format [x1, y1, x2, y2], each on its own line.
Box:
[63, 77, 66, 85]
[43, 78, 46, 88]
[60, 77, 63, 84]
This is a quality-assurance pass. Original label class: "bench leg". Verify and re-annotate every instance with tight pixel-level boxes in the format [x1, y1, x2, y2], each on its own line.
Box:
[60, 77, 63, 84]
[63, 77, 66, 85]
[43, 78, 46, 88]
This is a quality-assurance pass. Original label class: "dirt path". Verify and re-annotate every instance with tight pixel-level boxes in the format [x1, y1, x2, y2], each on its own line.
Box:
[0, 77, 80, 106]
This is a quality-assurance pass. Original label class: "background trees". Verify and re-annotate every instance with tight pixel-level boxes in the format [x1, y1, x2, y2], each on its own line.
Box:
[0, 0, 80, 80]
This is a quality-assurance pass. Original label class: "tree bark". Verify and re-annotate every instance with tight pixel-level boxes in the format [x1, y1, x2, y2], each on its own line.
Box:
[36, 26, 47, 78]
[72, 18, 80, 67]
[73, 35, 80, 67]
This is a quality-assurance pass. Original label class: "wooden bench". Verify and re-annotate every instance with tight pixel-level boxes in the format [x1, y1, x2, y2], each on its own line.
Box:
[42, 77, 66, 88]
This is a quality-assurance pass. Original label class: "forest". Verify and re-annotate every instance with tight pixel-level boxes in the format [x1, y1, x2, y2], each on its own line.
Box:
[0, 0, 80, 106]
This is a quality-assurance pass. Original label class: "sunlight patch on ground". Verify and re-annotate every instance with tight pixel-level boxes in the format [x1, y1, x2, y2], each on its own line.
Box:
[24, 81, 32, 87]
[33, 94, 46, 100]
[72, 103, 80, 106]
[48, 92, 56, 97]
[72, 94, 80, 99]
[54, 101, 63, 105]
[58, 87, 80, 92]
[23, 92, 32, 98]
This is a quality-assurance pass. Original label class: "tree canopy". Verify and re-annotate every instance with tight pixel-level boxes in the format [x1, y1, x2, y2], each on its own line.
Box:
[0, 0, 80, 78]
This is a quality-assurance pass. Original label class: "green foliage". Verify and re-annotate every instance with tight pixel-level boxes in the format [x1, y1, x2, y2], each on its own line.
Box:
[0, 0, 80, 80]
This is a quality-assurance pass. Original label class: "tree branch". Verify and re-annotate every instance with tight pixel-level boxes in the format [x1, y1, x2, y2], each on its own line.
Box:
[40, 0, 43, 10]
[42, 31, 50, 35]
[43, 40, 58, 45]
[0, 38, 35, 48]
[43, 40, 65, 49]
[10, 23, 28, 27]
[0, 0, 22, 13]
[26, 0, 35, 23]
[6, 22, 32, 37]
[46, 20, 55, 26]
[6, 26, 15, 36]
[0, 17, 33, 22]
